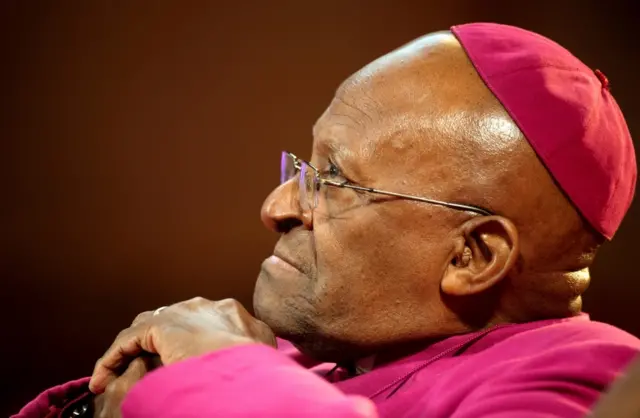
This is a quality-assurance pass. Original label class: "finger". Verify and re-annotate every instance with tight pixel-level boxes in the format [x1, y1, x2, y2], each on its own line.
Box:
[215, 298, 249, 329]
[121, 356, 153, 382]
[218, 299, 271, 341]
[95, 357, 153, 418]
[89, 326, 153, 394]
[90, 329, 147, 393]
[102, 357, 149, 398]
[131, 311, 153, 327]
[256, 320, 278, 347]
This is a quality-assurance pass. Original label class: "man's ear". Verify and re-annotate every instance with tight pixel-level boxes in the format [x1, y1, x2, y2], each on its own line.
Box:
[441, 216, 519, 296]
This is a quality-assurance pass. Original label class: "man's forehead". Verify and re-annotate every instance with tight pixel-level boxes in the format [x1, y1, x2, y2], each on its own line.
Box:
[311, 96, 371, 155]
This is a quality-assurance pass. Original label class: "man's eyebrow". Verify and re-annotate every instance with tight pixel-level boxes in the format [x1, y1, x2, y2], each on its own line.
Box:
[313, 120, 362, 154]
[316, 136, 372, 180]
[315, 136, 348, 159]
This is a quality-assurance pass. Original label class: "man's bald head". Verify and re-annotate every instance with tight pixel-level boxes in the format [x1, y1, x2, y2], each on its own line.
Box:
[256, 28, 623, 363]
[333, 31, 598, 278]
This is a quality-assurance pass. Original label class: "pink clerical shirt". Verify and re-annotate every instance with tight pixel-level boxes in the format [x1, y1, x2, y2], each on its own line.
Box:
[14, 315, 640, 417]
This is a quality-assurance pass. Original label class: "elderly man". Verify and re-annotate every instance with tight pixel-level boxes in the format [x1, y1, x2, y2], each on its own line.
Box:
[15, 22, 638, 418]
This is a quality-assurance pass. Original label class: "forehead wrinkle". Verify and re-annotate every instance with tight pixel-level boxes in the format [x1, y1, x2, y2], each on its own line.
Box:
[334, 96, 375, 126]
[313, 99, 369, 160]
[313, 97, 366, 138]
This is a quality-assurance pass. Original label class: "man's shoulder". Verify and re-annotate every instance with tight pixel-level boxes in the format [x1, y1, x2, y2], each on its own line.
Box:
[498, 315, 640, 349]
[405, 316, 640, 414]
[404, 318, 640, 417]
[469, 315, 640, 375]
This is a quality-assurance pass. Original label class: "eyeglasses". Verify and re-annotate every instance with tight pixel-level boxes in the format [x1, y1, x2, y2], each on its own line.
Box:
[280, 151, 493, 216]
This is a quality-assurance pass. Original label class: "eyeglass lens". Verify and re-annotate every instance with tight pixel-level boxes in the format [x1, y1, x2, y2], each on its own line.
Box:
[280, 151, 297, 185]
[280, 152, 319, 211]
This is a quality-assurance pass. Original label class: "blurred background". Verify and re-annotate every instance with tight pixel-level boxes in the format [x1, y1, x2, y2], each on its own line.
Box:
[1, 1, 638, 415]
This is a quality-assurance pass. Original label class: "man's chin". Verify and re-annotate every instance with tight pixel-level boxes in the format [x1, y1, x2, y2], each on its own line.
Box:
[253, 277, 306, 339]
[253, 303, 298, 343]
[253, 271, 289, 332]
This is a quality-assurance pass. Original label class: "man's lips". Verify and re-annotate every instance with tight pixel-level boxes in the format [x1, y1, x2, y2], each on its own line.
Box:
[269, 253, 304, 273]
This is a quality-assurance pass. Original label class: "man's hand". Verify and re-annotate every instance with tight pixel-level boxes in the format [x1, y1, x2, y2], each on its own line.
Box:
[88, 297, 276, 394]
[93, 356, 160, 418]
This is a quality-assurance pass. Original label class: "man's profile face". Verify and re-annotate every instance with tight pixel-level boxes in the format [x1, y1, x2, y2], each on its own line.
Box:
[250, 30, 531, 361]
[252, 35, 484, 360]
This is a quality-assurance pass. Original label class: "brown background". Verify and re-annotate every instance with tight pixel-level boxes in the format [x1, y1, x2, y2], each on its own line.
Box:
[1, 1, 638, 415]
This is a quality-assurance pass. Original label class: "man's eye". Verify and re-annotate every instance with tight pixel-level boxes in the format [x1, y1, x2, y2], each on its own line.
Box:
[316, 157, 349, 183]
[327, 162, 342, 178]
[320, 159, 346, 180]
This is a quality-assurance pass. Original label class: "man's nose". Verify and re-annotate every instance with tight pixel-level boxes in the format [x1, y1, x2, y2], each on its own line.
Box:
[260, 180, 312, 233]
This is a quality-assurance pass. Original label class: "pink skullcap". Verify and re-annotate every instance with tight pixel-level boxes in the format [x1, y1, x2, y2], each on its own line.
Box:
[451, 23, 636, 239]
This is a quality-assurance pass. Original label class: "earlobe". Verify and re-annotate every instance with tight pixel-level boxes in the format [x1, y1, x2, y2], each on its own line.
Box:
[441, 216, 519, 296]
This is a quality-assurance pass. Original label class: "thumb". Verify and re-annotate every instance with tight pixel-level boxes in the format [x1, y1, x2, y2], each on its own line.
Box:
[90, 327, 160, 394]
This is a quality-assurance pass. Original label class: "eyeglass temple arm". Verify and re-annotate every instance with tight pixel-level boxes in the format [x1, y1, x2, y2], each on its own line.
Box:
[321, 180, 494, 216]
